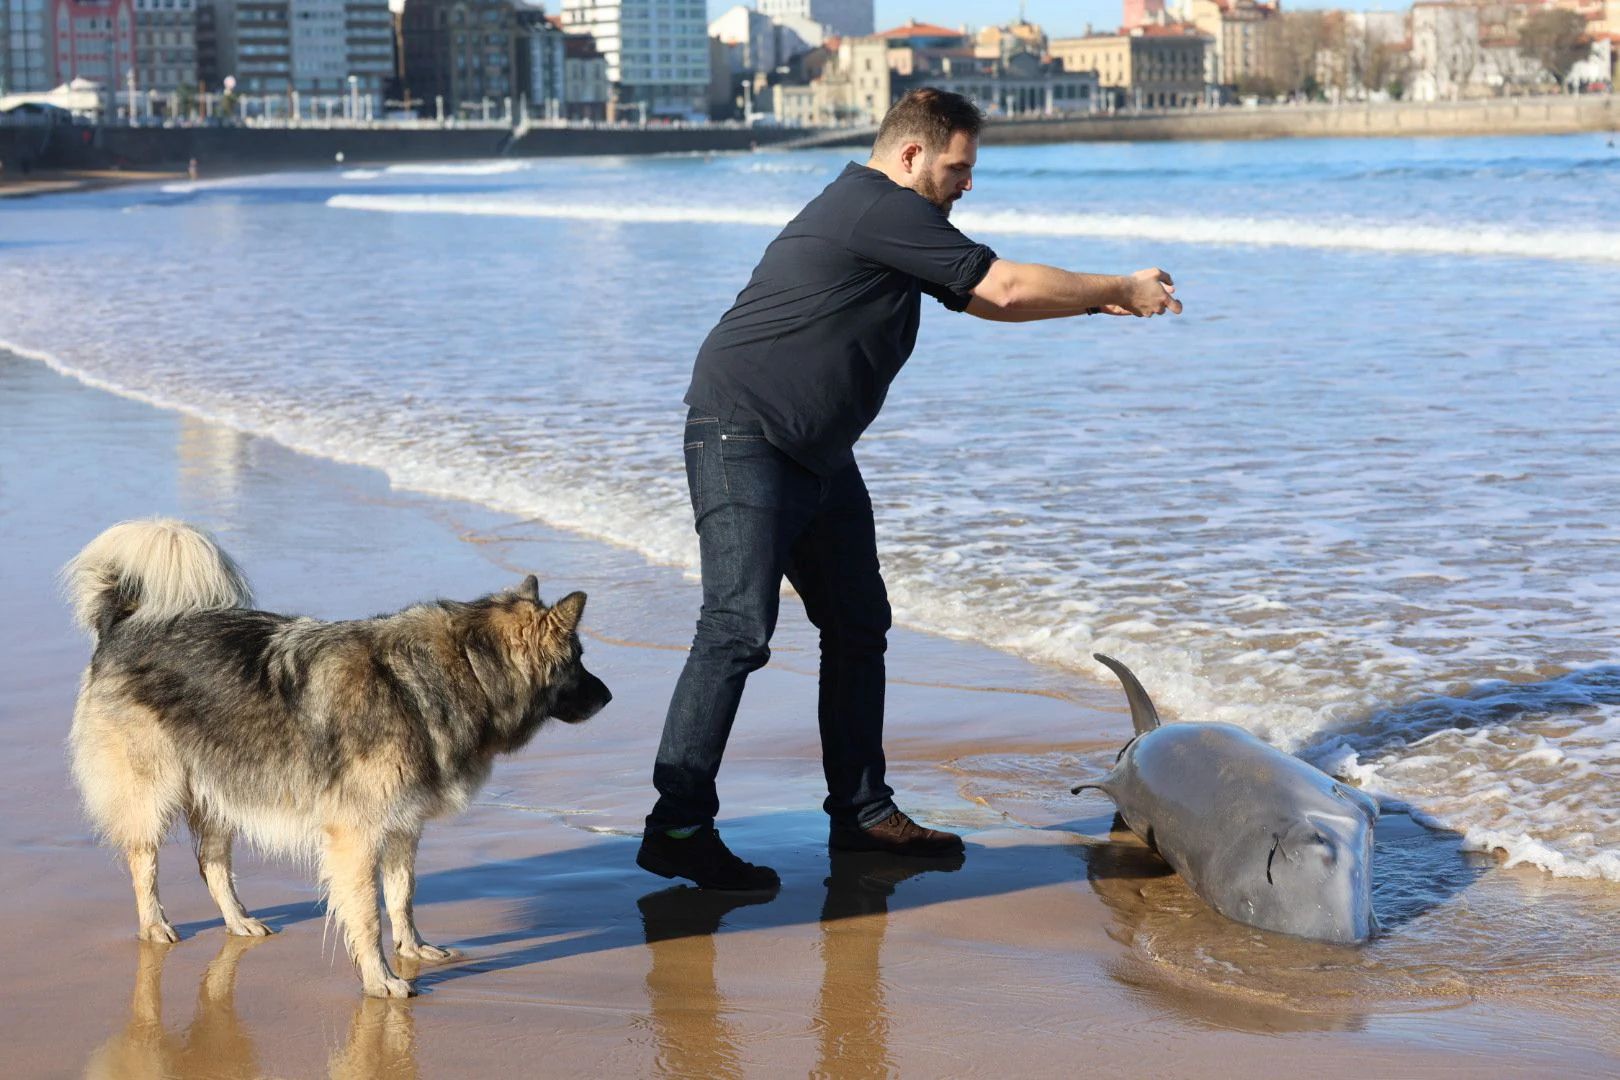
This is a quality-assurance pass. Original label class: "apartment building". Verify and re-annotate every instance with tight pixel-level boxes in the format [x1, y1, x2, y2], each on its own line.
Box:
[133, 0, 196, 93]
[1051, 23, 1209, 108]
[560, 0, 708, 118]
[400, 0, 517, 115]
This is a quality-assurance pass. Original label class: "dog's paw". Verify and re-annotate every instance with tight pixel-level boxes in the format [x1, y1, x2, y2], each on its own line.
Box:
[139, 921, 180, 944]
[227, 917, 276, 938]
[397, 941, 458, 963]
[364, 975, 416, 999]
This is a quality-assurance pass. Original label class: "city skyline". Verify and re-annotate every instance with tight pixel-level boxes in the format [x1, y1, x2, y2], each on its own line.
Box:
[705, 0, 1413, 38]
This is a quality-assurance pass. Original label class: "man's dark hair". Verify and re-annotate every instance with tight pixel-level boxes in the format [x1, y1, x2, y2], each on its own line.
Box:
[872, 88, 984, 155]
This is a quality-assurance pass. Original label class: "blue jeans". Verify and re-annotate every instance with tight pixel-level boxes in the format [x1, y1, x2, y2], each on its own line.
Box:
[647, 408, 898, 832]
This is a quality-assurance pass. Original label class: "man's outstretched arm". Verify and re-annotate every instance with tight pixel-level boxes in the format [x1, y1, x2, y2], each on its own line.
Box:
[963, 297, 1101, 322]
[968, 260, 1181, 321]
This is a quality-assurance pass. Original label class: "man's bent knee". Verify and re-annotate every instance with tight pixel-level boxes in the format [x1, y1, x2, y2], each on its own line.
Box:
[692, 609, 773, 671]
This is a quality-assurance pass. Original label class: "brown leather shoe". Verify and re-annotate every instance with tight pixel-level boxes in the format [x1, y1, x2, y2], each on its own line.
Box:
[828, 810, 965, 857]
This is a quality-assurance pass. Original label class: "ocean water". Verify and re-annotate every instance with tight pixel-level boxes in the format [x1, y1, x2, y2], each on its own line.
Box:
[2, 134, 1618, 883]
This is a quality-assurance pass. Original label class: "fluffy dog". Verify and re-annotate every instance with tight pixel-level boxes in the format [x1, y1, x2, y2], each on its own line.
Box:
[63, 519, 611, 997]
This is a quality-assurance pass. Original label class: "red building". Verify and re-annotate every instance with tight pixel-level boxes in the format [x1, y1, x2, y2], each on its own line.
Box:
[51, 0, 135, 87]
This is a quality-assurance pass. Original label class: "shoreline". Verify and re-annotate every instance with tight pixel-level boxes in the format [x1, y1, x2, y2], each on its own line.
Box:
[3, 351, 1619, 1075]
[0, 166, 189, 199]
[3, 96, 1614, 191]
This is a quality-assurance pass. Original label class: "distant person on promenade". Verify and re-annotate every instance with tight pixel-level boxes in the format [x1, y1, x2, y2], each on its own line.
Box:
[637, 87, 1182, 890]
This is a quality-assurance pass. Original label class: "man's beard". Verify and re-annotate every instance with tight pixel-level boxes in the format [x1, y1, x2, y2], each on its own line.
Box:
[916, 173, 956, 216]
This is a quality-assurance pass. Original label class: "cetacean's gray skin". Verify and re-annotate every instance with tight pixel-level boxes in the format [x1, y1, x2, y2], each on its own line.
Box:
[1074, 654, 1380, 944]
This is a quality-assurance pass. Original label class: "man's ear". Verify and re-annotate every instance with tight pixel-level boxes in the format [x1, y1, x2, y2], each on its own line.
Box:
[898, 140, 924, 174]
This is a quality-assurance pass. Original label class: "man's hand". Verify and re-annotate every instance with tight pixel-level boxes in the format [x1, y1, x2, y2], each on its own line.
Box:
[1118, 268, 1182, 317]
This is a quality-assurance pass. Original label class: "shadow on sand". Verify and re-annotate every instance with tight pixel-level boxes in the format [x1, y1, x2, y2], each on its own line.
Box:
[176, 811, 1157, 964]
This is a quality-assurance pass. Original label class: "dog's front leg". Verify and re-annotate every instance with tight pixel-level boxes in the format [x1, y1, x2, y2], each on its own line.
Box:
[322, 824, 412, 998]
[382, 831, 456, 962]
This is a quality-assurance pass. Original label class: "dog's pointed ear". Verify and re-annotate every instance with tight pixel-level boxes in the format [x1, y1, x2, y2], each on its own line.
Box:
[516, 574, 540, 604]
[551, 590, 587, 631]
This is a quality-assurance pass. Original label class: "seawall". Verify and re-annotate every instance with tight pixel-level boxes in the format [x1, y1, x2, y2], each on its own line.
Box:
[0, 122, 808, 174]
[984, 95, 1620, 144]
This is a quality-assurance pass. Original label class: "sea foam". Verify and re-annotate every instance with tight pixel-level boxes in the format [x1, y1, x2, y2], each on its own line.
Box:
[326, 193, 1620, 263]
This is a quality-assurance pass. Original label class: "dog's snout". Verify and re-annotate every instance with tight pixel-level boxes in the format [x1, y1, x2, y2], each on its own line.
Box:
[558, 671, 612, 723]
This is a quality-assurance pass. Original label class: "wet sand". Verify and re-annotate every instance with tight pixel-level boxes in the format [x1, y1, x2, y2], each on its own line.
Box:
[0, 168, 189, 200]
[2, 352, 1616, 1078]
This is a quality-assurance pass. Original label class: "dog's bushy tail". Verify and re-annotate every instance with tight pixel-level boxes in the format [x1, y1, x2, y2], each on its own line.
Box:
[63, 518, 253, 642]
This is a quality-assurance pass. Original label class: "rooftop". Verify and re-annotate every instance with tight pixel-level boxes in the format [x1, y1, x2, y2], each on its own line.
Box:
[877, 20, 969, 41]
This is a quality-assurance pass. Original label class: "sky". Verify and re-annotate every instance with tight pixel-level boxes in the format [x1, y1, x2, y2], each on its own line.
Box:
[706, 0, 1413, 38]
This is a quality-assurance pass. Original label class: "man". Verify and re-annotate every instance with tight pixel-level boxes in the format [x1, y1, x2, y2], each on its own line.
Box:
[637, 88, 1181, 890]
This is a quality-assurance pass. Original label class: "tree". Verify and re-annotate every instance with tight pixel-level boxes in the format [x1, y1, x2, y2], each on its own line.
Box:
[1363, 42, 1410, 100]
[1518, 10, 1591, 88]
[1275, 12, 1318, 95]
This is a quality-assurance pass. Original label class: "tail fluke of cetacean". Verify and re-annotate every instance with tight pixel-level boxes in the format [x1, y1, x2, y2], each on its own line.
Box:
[63, 518, 253, 642]
[1093, 653, 1162, 737]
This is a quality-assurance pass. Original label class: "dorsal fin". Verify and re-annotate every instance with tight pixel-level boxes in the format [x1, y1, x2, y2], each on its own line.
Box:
[1093, 653, 1162, 736]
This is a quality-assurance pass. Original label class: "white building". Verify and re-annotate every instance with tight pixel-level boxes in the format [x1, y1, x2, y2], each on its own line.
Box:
[1565, 35, 1608, 89]
[1477, 35, 1544, 93]
[709, 3, 818, 75]
[1320, 10, 1405, 100]
[1409, 1, 1480, 101]
[756, 0, 871, 38]
[561, 0, 710, 119]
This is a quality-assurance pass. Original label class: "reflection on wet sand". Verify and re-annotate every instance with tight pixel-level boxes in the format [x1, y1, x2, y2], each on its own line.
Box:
[329, 995, 419, 1080]
[177, 416, 250, 523]
[814, 851, 961, 1079]
[84, 935, 420, 1080]
[637, 885, 768, 1079]
[637, 851, 964, 1079]
[84, 937, 267, 1080]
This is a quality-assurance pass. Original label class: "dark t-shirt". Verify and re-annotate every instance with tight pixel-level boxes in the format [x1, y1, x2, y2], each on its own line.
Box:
[684, 162, 997, 475]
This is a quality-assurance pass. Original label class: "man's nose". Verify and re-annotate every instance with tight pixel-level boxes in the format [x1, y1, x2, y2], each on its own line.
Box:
[961, 175, 973, 193]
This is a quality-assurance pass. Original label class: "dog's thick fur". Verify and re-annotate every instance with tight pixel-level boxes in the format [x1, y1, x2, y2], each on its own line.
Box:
[64, 519, 611, 997]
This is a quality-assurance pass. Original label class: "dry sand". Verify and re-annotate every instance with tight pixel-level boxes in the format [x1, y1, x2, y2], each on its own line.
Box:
[2, 353, 1616, 1078]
